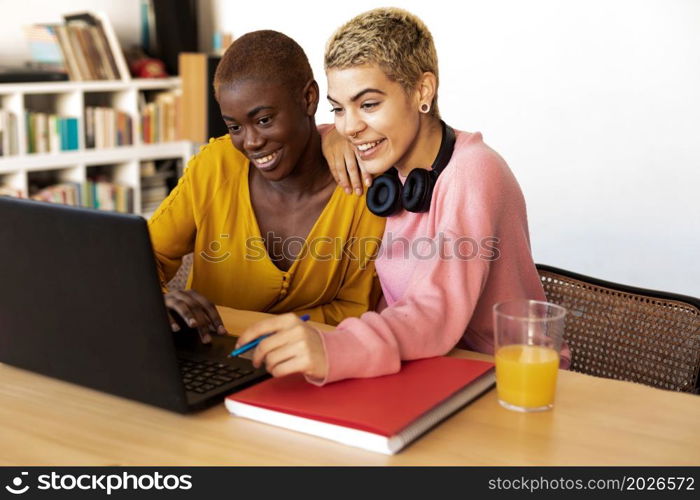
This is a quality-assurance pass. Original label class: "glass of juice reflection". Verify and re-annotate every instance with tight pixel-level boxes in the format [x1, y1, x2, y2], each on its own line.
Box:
[493, 300, 567, 412]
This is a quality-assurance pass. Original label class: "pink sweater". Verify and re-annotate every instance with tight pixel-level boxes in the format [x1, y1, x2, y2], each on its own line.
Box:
[316, 130, 569, 384]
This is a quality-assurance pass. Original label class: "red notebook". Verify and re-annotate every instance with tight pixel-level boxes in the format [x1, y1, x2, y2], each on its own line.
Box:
[225, 356, 495, 454]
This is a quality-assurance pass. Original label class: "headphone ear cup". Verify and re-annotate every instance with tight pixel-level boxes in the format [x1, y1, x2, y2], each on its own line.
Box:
[366, 170, 403, 217]
[402, 169, 437, 213]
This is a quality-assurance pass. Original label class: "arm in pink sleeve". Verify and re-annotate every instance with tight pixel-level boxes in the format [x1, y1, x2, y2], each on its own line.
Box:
[317, 240, 492, 383]
[315, 142, 511, 384]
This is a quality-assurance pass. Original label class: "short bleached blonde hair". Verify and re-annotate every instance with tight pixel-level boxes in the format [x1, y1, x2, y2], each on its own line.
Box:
[325, 7, 440, 118]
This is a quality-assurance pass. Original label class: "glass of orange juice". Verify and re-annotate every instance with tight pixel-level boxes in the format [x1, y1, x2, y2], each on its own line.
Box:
[493, 300, 567, 412]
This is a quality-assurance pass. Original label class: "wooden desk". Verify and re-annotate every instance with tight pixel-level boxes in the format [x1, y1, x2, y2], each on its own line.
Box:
[1, 307, 698, 465]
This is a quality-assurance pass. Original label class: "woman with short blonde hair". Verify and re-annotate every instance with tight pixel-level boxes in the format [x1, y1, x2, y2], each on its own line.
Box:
[325, 7, 441, 119]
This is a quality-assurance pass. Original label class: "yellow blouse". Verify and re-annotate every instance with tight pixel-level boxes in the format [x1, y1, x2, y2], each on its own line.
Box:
[148, 136, 385, 326]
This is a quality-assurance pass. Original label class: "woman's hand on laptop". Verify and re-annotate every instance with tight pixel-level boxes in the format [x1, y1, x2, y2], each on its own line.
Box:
[236, 313, 327, 380]
[164, 290, 229, 343]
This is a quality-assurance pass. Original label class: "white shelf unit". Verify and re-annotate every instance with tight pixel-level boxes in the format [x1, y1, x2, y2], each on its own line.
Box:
[0, 78, 193, 215]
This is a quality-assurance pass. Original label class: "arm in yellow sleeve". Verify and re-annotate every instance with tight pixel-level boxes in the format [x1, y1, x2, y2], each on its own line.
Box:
[147, 155, 199, 290]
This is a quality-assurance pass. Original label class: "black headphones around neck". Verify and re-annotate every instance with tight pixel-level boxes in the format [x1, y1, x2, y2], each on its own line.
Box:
[366, 121, 456, 217]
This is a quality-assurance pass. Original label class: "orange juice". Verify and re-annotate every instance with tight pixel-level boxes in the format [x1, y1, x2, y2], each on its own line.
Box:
[495, 344, 560, 410]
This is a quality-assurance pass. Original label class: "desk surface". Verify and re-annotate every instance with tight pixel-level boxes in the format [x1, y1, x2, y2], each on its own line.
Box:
[1, 307, 699, 466]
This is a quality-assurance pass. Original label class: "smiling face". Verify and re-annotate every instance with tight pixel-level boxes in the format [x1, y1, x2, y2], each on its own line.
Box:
[218, 79, 315, 181]
[328, 65, 430, 176]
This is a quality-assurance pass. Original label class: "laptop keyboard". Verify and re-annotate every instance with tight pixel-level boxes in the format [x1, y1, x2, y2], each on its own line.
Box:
[178, 358, 256, 394]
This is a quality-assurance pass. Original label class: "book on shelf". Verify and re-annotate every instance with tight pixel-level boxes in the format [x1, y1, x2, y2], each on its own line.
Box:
[25, 113, 78, 153]
[23, 12, 129, 82]
[140, 90, 182, 144]
[89, 25, 119, 80]
[65, 24, 91, 81]
[62, 117, 79, 151]
[27, 179, 132, 213]
[140, 160, 177, 215]
[30, 182, 82, 206]
[53, 25, 81, 81]
[0, 110, 19, 157]
[48, 116, 60, 152]
[226, 356, 496, 455]
[85, 107, 133, 149]
[84, 178, 133, 213]
[63, 12, 130, 81]
[0, 186, 24, 198]
[73, 24, 103, 80]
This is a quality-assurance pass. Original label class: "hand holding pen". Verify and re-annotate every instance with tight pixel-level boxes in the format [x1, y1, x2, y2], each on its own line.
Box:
[230, 314, 310, 357]
[233, 313, 326, 380]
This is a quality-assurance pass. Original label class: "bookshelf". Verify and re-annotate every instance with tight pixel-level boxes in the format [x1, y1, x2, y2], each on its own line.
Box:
[0, 78, 193, 217]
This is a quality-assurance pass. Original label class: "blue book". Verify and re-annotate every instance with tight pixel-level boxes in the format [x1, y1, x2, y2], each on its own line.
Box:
[65, 118, 78, 150]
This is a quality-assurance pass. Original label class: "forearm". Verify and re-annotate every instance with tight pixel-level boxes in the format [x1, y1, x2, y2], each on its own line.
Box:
[316, 254, 489, 384]
[148, 164, 198, 288]
[150, 213, 195, 288]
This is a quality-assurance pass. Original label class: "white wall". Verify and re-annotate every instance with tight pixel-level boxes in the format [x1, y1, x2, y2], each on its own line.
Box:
[2, 0, 698, 296]
[210, 0, 700, 296]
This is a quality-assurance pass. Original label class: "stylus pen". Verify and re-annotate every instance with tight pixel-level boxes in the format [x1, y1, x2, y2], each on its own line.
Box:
[228, 314, 311, 357]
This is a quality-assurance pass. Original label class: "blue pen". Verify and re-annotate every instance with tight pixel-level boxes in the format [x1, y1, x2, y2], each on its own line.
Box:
[229, 314, 310, 357]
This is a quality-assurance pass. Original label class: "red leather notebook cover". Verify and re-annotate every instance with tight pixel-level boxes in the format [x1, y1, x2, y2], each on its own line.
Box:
[227, 356, 494, 437]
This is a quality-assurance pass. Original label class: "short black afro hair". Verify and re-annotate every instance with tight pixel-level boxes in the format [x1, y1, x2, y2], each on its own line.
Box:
[214, 30, 314, 100]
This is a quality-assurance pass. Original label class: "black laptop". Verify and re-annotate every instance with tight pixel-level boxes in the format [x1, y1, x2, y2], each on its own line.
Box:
[0, 197, 268, 412]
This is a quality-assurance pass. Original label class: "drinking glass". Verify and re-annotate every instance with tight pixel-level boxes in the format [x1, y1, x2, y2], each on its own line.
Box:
[493, 300, 567, 412]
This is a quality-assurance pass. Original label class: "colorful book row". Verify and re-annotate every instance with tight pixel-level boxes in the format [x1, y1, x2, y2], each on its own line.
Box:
[0, 186, 24, 198]
[29, 180, 133, 213]
[85, 107, 134, 149]
[26, 113, 79, 153]
[141, 90, 182, 144]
